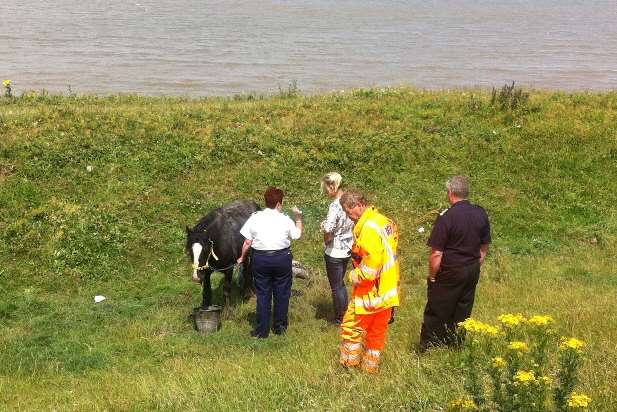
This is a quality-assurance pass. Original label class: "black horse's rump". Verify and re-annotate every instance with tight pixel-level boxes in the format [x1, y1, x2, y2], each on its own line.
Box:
[186, 200, 260, 309]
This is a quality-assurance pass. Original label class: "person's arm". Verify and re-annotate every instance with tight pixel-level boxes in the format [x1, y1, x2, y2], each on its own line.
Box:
[479, 243, 489, 265]
[321, 202, 338, 246]
[291, 206, 303, 237]
[323, 231, 333, 245]
[427, 214, 446, 283]
[428, 248, 443, 282]
[479, 212, 491, 266]
[349, 227, 383, 285]
[237, 238, 252, 264]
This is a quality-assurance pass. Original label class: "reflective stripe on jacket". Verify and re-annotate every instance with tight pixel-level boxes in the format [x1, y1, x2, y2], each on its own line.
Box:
[349, 206, 400, 314]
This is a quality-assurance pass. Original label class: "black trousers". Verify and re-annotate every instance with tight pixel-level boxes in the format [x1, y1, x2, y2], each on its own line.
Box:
[420, 261, 480, 349]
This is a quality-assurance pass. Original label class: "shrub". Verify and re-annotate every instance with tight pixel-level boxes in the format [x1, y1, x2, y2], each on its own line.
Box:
[490, 82, 529, 111]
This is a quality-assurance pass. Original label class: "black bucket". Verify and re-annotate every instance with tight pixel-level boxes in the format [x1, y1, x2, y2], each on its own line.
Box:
[192, 306, 222, 334]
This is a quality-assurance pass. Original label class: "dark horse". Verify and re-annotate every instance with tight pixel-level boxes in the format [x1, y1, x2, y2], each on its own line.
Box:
[185, 200, 260, 309]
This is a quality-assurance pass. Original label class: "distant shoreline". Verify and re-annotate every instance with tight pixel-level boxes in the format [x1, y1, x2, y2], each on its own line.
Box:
[3, 82, 616, 100]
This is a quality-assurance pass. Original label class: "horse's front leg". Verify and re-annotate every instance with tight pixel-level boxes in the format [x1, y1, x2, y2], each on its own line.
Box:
[201, 269, 213, 309]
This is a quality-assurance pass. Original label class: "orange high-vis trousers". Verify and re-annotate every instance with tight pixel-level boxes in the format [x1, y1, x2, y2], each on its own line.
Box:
[341, 307, 393, 350]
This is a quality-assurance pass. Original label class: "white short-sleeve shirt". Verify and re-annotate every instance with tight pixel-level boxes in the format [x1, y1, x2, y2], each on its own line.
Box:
[240, 208, 301, 250]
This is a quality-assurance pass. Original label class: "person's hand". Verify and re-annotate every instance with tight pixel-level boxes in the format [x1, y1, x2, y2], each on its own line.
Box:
[192, 272, 201, 283]
[349, 270, 361, 286]
[292, 206, 302, 217]
[237, 256, 244, 264]
[427, 275, 436, 283]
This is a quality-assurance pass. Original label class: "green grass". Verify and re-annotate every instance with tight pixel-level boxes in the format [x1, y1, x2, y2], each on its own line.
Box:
[1, 87, 616, 410]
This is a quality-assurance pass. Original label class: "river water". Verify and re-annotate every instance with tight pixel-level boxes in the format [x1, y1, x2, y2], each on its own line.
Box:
[1, 0, 616, 96]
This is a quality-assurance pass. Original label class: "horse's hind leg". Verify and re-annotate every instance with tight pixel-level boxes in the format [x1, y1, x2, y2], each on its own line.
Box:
[222, 268, 233, 319]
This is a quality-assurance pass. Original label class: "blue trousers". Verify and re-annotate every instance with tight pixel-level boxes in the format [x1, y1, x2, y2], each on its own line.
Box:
[251, 249, 293, 338]
[324, 254, 350, 324]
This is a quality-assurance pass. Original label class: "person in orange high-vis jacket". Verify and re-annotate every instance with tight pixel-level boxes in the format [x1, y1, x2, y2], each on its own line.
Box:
[338, 189, 400, 373]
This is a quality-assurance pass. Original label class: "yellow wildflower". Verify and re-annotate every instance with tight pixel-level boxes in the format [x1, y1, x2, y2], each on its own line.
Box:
[567, 392, 592, 408]
[491, 357, 507, 368]
[482, 324, 500, 336]
[507, 341, 530, 352]
[2, 79, 11, 88]
[539, 375, 552, 385]
[447, 398, 478, 411]
[458, 318, 500, 336]
[513, 370, 536, 385]
[528, 315, 554, 326]
[458, 318, 481, 332]
[560, 337, 585, 352]
[498, 313, 527, 327]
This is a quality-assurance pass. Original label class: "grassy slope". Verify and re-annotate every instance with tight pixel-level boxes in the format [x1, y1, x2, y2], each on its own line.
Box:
[0, 88, 616, 411]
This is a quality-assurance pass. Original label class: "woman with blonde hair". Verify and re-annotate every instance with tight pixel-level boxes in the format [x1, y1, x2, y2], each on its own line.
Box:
[320, 172, 354, 324]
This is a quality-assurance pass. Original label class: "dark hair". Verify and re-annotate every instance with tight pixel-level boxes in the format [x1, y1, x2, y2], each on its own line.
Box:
[264, 186, 284, 208]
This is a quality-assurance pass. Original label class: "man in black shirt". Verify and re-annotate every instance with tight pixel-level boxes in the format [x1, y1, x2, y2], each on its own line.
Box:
[419, 175, 491, 351]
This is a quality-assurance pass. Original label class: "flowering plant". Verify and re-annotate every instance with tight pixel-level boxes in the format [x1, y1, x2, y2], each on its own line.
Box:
[447, 398, 479, 411]
[3, 79, 11, 97]
[449, 314, 591, 411]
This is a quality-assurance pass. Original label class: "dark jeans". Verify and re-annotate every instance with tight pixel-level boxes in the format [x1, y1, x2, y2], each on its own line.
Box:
[251, 249, 293, 338]
[324, 254, 350, 323]
[420, 261, 481, 349]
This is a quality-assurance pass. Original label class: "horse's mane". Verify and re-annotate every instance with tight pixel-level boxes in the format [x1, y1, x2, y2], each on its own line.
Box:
[191, 200, 260, 233]
[192, 209, 222, 232]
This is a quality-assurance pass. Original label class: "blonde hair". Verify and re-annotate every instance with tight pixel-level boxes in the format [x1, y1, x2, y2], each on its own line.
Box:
[321, 172, 343, 195]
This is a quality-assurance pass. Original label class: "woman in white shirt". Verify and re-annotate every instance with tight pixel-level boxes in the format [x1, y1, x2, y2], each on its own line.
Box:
[238, 187, 303, 338]
[321, 172, 354, 324]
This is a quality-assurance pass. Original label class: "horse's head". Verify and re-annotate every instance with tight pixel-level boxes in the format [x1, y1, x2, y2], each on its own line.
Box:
[185, 226, 212, 280]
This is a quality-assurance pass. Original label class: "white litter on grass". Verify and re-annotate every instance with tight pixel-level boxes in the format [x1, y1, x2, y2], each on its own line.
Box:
[94, 295, 106, 303]
[86, 165, 93, 172]
[418, 226, 425, 233]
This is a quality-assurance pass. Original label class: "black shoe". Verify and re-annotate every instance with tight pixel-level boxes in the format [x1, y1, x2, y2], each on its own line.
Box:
[416, 342, 429, 354]
[250, 330, 267, 339]
[272, 326, 287, 336]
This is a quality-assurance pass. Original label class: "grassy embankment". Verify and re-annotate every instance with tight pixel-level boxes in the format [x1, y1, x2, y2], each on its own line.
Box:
[0, 87, 616, 411]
